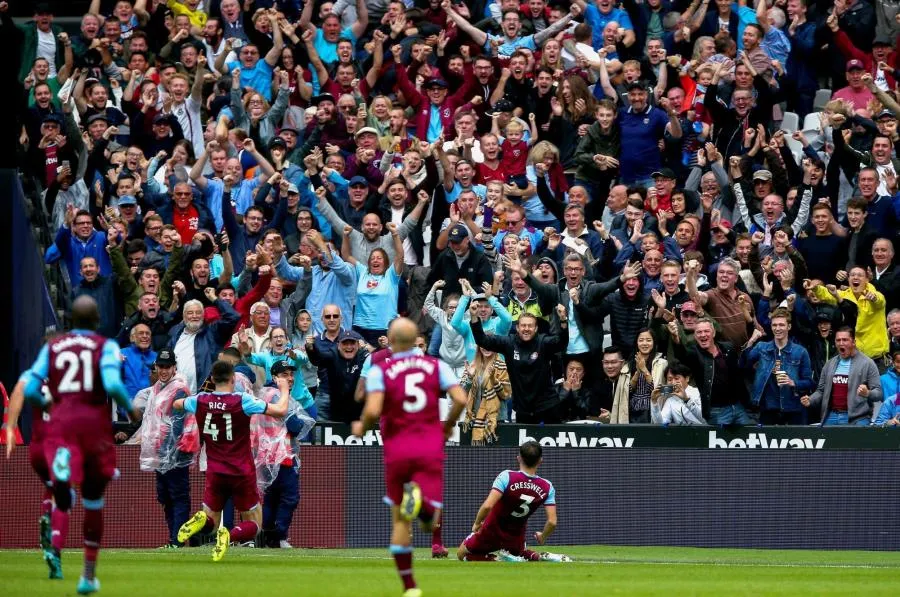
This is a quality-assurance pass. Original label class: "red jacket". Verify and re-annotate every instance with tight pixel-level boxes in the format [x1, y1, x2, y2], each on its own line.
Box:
[834, 30, 898, 90]
[395, 61, 475, 142]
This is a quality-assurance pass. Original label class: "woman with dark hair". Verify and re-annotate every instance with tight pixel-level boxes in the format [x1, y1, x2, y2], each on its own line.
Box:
[343, 223, 404, 345]
[549, 76, 597, 169]
[460, 346, 512, 444]
[651, 361, 706, 425]
[622, 328, 668, 423]
[278, 45, 313, 107]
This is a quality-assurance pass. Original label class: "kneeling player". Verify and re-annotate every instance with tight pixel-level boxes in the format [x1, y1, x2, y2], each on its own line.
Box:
[173, 361, 291, 561]
[458, 441, 559, 562]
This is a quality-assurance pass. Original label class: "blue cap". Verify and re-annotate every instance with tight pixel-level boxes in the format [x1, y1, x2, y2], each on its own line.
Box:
[348, 176, 368, 187]
[338, 329, 363, 343]
[447, 223, 469, 243]
[118, 195, 138, 206]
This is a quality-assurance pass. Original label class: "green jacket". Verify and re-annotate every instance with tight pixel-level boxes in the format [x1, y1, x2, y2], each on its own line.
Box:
[573, 120, 621, 181]
[17, 21, 65, 83]
[110, 242, 183, 314]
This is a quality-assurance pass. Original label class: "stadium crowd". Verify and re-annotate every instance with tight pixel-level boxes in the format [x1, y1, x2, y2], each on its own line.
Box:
[10, 0, 900, 450]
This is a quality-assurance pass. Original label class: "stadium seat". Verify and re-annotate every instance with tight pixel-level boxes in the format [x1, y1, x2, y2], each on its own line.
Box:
[781, 111, 800, 133]
[802, 112, 823, 133]
[814, 89, 833, 111]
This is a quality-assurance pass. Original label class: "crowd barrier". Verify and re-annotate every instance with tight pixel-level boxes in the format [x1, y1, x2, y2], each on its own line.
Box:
[4, 427, 900, 551]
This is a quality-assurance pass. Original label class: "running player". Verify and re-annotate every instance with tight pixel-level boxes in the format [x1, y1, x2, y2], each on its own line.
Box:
[5, 369, 54, 556]
[174, 359, 291, 561]
[352, 318, 467, 597]
[457, 441, 559, 562]
[23, 297, 139, 594]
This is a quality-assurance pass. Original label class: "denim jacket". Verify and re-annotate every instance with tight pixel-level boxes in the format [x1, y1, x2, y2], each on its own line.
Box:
[740, 339, 814, 412]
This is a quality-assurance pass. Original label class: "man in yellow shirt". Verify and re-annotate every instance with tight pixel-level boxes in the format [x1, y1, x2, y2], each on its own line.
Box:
[167, 0, 208, 29]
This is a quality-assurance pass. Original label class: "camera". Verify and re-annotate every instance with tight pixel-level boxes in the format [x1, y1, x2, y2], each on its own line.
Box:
[660, 385, 674, 395]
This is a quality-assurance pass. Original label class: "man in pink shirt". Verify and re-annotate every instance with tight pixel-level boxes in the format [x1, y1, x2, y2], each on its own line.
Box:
[832, 60, 875, 116]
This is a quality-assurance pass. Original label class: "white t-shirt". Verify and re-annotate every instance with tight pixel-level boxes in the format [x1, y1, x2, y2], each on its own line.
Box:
[174, 329, 199, 393]
[37, 29, 58, 77]
[171, 96, 204, 159]
[391, 206, 418, 266]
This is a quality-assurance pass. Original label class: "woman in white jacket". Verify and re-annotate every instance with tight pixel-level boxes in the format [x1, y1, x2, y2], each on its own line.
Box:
[621, 329, 668, 423]
[651, 361, 706, 426]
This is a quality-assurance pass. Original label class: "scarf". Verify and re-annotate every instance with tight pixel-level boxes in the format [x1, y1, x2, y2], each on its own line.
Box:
[461, 358, 511, 445]
[612, 358, 669, 423]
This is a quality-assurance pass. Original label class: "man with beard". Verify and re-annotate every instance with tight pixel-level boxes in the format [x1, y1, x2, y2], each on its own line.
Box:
[168, 295, 240, 393]
[316, 186, 419, 265]
[802, 327, 882, 425]
[427, 224, 494, 298]
[307, 329, 369, 423]
[472, 311, 568, 423]
[201, 17, 227, 64]
[119, 292, 177, 351]
[467, 57, 499, 133]
[304, 92, 353, 151]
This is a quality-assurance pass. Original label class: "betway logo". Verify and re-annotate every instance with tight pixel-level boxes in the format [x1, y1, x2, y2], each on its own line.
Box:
[321, 426, 383, 446]
[708, 430, 825, 449]
[519, 429, 634, 448]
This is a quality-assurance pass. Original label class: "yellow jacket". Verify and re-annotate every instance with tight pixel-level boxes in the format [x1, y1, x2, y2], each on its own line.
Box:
[813, 283, 888, 358]
[167, 0, 208, 28]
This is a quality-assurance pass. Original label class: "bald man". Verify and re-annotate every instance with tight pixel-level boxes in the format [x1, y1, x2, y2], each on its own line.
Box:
[354, 317, 466, 593]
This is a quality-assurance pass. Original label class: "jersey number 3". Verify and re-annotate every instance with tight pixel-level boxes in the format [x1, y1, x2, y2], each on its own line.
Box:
[54, 350, 94, 393]
[403, 373, 427, 413]
[510, 494, 535, 518]
[203, 413, 233, 442]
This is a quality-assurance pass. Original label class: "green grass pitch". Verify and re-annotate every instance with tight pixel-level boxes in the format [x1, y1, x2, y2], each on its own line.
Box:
[2, 546, 900, 596]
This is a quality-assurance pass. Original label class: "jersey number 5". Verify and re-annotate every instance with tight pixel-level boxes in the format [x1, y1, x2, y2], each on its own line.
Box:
[54, 350, 95, 393]
[203, 413, 233, 442]
[510, 494, 535, 518]
[403, 372, 427, 413]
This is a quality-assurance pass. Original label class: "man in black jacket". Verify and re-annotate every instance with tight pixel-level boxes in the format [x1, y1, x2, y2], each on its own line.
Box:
[472, 310, 567, 424]
[673, 317, 751, 424]
[307, 329, 369, 423]
[426, 223, 494, 297]
[118, 292, 177, 351]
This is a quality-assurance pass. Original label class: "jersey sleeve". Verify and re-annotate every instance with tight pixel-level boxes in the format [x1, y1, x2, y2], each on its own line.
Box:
[101, 339, 131, 409]
[545, 481, 556, 506]
[100, 339, 123, 371]
[29, 345, 50, 380]
[492, 470, 511, 493]
[182, 395, 198, 413]
[241, 392, 269, 415]
[360, 353, 373, 380]
[366, 364, 385, 393]
[438, 360, 460, 391]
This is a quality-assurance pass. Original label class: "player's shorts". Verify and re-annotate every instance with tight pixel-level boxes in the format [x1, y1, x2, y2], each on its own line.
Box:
[203, 472, 260, 513]
[29, 440, 50, 485]
[463, 525, 526, 556]
[43, 427, 116, 487]
[384, 455, 444, 509]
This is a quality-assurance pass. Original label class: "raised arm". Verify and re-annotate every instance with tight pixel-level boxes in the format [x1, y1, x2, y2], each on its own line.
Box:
[350, 0, 369, 40]
[443, 0, 488, 48]
[190, 56, 207, 103]
[264, 13, 284, 67]
[388, 222, 403, 274]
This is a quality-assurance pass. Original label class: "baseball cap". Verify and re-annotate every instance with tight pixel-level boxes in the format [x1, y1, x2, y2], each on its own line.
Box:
[338, 329, 363, 343]
[715, 219, 732, 232]
[270, 137, 287, 150]
[447, 223, 469, 243]
[424, 77, 449, 89]
[355, 126, 379, 138]
[117, 195, 138, 206]
[155, 349, 177, 367]
[271, 360, 297, 375]
[753, 169, 773, 181]
[846, 59, 865, 71]
[152, 113, 173, 125]
[42, 113, 64, 126]
[493, 98, 515, 113]
[35, 2, 52, 15]
[625, 80, 647, 92]
[680, 301, 698, 315]
[87, 113, 110, 125]
[877, 109, 897, 120]
[651, 167, 676, 180]
[286, 183, 299, 194]
[311, 92, 336, 106]
[280, 125, 299, 135]
[873, 34, 893, 47]
[348, 175, 368, 187]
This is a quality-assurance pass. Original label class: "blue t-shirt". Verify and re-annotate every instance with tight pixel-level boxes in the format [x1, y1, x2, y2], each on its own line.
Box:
[617, 105, 669, 183]
[483, 34, 538, 58]
[446, 181, 487, 204]
[313, 27, 357, 64]
[353, 262, 401, 330]
[584, 5, 633, 49]
[226, 59, 275, 101]
[183, 391, 268, 415]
